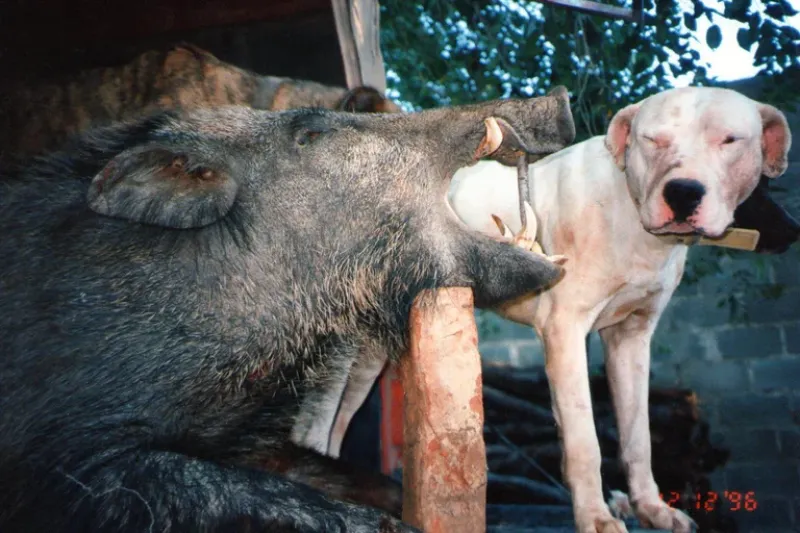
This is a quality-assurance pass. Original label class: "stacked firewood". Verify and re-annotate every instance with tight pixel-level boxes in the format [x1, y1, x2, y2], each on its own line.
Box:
[481, 364, 737, 532]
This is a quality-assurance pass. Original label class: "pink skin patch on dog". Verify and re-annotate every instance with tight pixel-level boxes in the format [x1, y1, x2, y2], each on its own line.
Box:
[646, 196, 700, 234]
[652, 200, 674, 229]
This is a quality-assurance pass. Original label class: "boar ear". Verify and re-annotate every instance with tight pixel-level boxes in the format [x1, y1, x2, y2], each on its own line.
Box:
[733, 176, 800, 254]
[167, 42, 217, 62]
[338, 86, 398, 113]
[547, 85, 570, 104]
[87, 146, 238, 229]
[758, 103, 792, 178]
[604, 103, 641, 170]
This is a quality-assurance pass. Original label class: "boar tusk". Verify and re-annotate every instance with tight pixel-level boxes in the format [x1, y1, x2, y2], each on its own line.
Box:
[491, 214, 514, 239]
[473, 117, 504, 160]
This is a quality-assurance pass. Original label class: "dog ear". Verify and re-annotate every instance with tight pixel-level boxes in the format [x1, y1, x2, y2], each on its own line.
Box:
[604, 103, 641, 170]
[338, 86, 400, 114]
[87, 145, 238, 229]
[758, 103, 792, 178]
[733, 175, 800, 254]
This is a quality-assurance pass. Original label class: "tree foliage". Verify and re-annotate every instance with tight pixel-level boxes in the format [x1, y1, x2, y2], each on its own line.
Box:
[379, 0, 800, 324]
[380, 0, 799, 142]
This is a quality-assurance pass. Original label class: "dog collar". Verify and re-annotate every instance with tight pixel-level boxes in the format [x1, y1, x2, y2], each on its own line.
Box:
[655, 228, 760, 251]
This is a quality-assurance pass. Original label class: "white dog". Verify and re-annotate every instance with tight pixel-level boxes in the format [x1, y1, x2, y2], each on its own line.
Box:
[293, 86, 793, 533]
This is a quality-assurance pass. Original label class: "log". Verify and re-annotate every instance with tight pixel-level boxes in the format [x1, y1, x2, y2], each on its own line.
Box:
[484, 422, 558, 444]
[401, 288, 487, 533]
[482, 385, 555, 424]
[486, 473, 570, 505]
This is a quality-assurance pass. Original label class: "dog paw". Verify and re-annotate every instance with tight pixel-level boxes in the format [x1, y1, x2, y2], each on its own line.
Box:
[576, 508, 628, 533]
[607, 490, 634, 520]
[635, 500, 695, 533]
[594, 517, 629, 533]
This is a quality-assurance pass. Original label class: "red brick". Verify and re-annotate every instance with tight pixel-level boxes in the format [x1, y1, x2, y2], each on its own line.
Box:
[401, 288, 486, 533]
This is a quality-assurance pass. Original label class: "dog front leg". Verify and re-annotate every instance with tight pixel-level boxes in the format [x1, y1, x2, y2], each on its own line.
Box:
[291, 352, 356, 455]
[600, 317, 693, 533]
[328, 351, 388, 457]
[542, 320, 627, 533]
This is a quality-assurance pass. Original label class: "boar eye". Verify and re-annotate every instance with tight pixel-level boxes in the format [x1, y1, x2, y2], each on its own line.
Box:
[296, 128, 334, 146]
[722, 135, 739, 145]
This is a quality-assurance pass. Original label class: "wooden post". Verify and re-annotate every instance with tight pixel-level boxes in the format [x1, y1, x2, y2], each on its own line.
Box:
[400, 288, 487, 533]
[331, 0, 387, 93]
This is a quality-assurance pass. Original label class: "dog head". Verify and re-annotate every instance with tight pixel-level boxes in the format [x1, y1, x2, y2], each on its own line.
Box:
[605, 87, 792, 238]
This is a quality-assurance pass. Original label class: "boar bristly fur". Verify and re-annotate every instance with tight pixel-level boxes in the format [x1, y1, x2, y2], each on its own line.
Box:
[0, 93, 574, 532]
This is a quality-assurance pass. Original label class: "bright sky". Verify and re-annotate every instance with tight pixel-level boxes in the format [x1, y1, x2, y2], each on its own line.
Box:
[676, 0, 800, 85]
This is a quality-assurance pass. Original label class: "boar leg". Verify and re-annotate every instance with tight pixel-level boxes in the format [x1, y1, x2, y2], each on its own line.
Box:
[250, 441, 403, 517]
[58, 451, 414, 532]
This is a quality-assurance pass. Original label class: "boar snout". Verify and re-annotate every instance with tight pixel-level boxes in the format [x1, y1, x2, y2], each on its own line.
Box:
[429, 88, 576, 172]
[476, 115, 569, 166]
[547, 85, 576, 147]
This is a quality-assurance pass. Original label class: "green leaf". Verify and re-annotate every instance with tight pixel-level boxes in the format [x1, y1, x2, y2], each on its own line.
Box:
[748, 11, 762, 30]
[693, 0, 705, 18]
[725, 0, 751, 22]
[780, 0, 799, 16]
[737, 27, 755, 50]
[584, 21, 601, 47]
[683, 12, 697, 31]
[706, 24, 723, 49]
[765, 2, 786, 19]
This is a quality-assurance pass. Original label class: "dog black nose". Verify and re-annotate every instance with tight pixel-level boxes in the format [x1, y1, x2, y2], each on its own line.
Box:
[663, 179, 706, 221]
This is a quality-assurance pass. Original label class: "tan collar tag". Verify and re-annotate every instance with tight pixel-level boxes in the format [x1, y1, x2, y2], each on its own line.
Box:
[657, 228, 760, 251]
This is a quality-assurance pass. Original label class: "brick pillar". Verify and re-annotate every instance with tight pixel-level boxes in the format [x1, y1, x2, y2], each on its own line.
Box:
[401, 288, 487, 533]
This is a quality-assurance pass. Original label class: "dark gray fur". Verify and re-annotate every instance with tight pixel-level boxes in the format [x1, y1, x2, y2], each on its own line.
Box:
[0, 92, 574, 532]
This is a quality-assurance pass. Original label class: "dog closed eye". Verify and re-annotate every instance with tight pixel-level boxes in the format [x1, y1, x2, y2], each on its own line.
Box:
[642, 135, 670, 149]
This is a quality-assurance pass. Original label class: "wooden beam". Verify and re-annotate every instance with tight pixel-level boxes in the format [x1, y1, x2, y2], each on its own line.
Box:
[533, 0, 644, 22]
[331, 0, 387, 93]
[0, 0, 331, 51]
[401, 289, 487, 533]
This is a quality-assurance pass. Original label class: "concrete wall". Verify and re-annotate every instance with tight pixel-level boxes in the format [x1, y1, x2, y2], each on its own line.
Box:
[476, 77, 800, 532]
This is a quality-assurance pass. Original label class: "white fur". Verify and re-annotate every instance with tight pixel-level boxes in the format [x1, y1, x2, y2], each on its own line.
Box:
[449, 143, 688, 533]
[443, 86, 787, 533]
